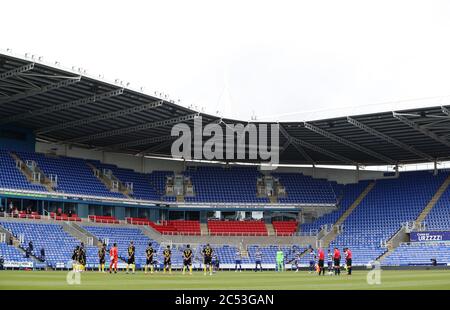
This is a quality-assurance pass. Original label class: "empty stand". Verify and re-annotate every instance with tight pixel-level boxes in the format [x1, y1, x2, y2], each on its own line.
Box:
[272, 221, 298, 236]
[208, 220, 268, 236]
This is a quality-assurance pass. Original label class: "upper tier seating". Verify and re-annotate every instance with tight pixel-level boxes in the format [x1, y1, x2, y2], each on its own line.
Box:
[273, 173, 339, 204]
[0, 221, 98, 267]
[0, 149, 47, 192]
[383, 243, 450, 266]
[208, 220, 268, 236]
[272, 221, 298, 236]
[88, 161, 162, 201]
[184, 166, 269, 203]
[16, 151, 124, 198]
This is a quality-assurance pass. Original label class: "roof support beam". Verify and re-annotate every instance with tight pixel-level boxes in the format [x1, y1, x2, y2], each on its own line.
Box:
[347, 117, 434, 162]
[36, 100, 163, 134]
[393, 112, 450, 148]
[286, 134, 355, 164]
[0, 88, 124, 125]
[0, 76, 81, 106]
[104, 135, 175, 151]
[303, 122, 396, 164]
[66, 113, 200, 144]
[0, 63, 35, 82]
[279, 125, 315, 165]
[136, 139, 175, 156]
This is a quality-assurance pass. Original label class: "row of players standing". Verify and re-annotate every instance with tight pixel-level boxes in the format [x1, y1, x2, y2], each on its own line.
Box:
[74, 242, 352, 274]
[305, 247, 352, 275]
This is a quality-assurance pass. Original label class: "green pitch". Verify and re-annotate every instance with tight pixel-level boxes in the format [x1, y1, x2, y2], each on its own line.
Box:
[1, 270, 450, 290]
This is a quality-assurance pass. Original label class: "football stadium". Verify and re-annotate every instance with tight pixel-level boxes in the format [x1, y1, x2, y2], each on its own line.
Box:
[0, 49, 450, 291]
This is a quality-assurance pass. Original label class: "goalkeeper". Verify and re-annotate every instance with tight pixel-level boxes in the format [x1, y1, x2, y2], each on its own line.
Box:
[276, 248, 284, 272]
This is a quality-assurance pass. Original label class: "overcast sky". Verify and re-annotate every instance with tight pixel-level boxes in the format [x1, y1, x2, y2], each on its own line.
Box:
[2, 0, 450, 122]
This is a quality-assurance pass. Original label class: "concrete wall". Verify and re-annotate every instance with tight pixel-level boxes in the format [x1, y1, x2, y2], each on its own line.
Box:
[36, 141, 386, 184]
[36, 141, 184, 173]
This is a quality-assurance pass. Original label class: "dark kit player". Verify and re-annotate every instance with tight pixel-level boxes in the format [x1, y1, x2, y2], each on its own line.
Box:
[183, 244, 193, 275]
[126, 241, 135, 274]
[145, 242, 155, 274]
[163, 245, 172, 274]
[344, 247, 352, 275]
[203, 243, 213, 276]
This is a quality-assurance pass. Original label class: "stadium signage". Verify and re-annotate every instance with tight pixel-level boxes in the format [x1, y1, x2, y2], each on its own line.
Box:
[410, 231, 450, 242]
[171, 116, 279, 170]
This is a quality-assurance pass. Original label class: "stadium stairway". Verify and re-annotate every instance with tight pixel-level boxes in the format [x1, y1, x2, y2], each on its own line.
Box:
[415, 174, 450, 225]
[62, 222, 100, 246]
[320, 181, 376, 247]
[200, 223, 209, 236]
[86, 162, 132, 198]
[377, 174, 450, 263]
[138, 224, 168, 244]
[10, 152, 55, 193]
[265, 223, 275, 236]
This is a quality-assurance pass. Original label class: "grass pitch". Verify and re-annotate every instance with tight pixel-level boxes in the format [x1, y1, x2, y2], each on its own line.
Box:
[1, 270, 450, 290]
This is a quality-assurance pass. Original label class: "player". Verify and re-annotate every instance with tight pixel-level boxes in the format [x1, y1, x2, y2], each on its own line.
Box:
[126, 241, 136, 274]
[254, 248, 263, 272]
[212, 253, 220, 273]
[234, 249, 242, 272]
[344, 247, 352, 275]
[333, 247, 341, 275]
[291, 250, 301, 272]
[317, 248, 325, 276]
[72, 245, 80, 272]
[145, 242, 155, 274]
[163, 245, 172, 274]
[202, 243, 213, 276]
[182, 244, 193, 275]
[327, 249, 333, 275]
[308, 248, 315, 274]
[276, 248, 284, 272]
[109, 243, 118, 274]
[98, 243, 106, 273]
[78, 242, 86, 272]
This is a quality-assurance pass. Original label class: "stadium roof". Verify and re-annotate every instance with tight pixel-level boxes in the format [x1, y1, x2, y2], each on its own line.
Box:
[1, 51, 450, 166]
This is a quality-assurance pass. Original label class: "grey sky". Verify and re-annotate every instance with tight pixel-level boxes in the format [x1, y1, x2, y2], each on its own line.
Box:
[2, 0, 450, 122]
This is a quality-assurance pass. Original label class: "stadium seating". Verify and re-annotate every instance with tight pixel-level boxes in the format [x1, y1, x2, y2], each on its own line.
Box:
[0, 242, 33, 263]
[0, 149, 47, 192]
[273, 172, 339, 204]
[0, 221, 98, 267]
[208, 220, 268, 236]
[382, 243, 450, 265]
[89, 215, 119, 224]
[50, 212, 81, 222]
[16, 151, 124, 198]
[82, 225, 159, 266]
[329, 171, 450, 265]
[424, 184, 450, 231]
[87, 161, 162, 201]
[300, 181, 370, 233]
[272, 221, 298, 236]
[184, 166, 269, 203]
